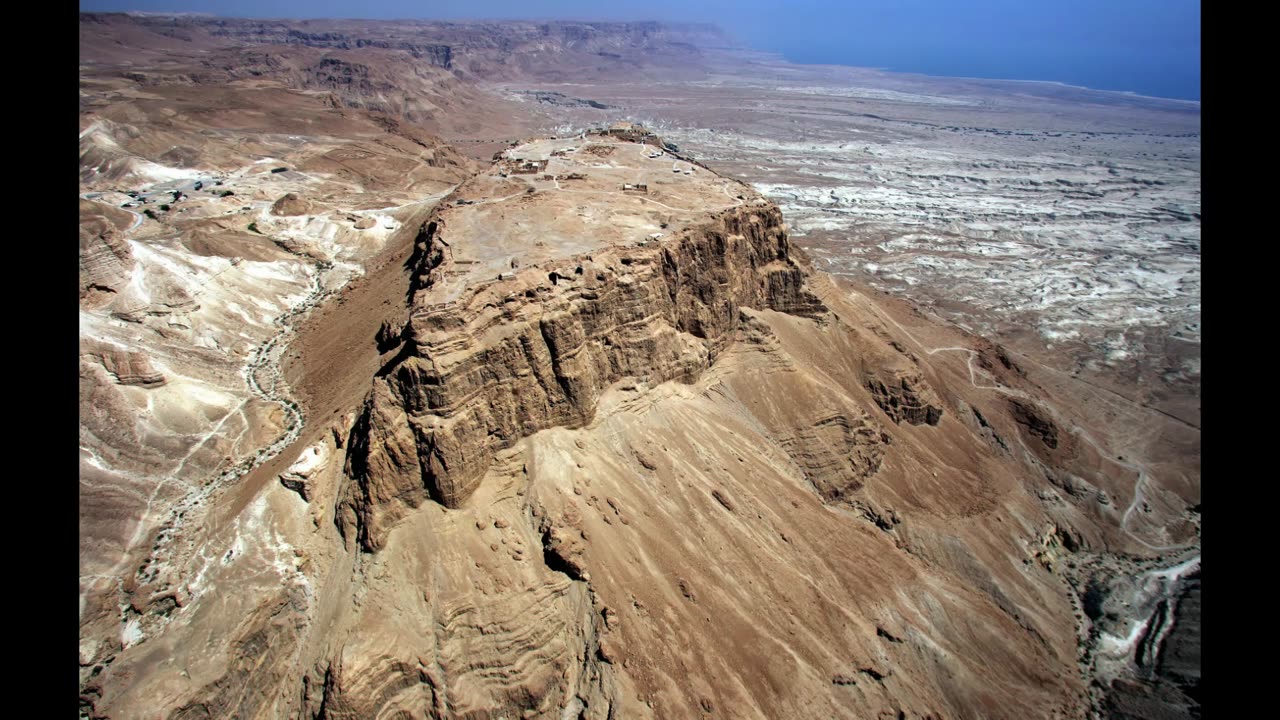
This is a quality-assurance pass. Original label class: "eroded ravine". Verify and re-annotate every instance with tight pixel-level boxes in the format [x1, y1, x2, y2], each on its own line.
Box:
[98, 234, 351, 655]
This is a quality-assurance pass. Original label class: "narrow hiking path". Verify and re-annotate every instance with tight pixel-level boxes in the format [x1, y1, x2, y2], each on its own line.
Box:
[105, 186, 461, 647]
[844, 287, 1200, 716]
[848, 288, 1196, 554]
[81, 195, 364, 645]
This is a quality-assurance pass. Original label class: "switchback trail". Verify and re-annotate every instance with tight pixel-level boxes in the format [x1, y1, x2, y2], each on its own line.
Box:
[847, 288, 1195, 555]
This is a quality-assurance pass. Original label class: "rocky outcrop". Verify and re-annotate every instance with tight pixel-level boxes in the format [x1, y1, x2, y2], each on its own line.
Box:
[1156, 575, 1200, 696]
[320, 591, 616, 720]
[81, 342, 166, 387]
[270, 192, 314, 217]
[341, 204, 827, 551]
[375, 320, 402, 352]
[1009, 399, 1059, 449]
[76, 18, 1198, 720]
[866, 368, 944, 426]
[774, 410, 887, 502]
[79, 201, 135, 307]
[279, 442, 330, 502]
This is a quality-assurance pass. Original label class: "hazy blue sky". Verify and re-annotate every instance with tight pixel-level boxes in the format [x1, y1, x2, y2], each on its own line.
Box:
[80, 0, 1201, 100]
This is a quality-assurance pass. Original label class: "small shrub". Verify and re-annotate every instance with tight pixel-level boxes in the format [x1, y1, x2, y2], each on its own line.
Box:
[144, 209, 157, 220]
[159, 204, 170, 212]
[248, 222, 260, 234]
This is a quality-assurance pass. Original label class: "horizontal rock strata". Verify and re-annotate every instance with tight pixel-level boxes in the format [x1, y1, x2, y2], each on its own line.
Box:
[341, 204, 827, 550]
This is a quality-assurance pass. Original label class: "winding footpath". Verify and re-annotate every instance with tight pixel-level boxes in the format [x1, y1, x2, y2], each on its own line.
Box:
[128, 242, 338, 632]
[846, 287, 1200, 714]
[105, 186, 456, 647]
[81, 196, 343, 648]
[851, 290, 1195, 554]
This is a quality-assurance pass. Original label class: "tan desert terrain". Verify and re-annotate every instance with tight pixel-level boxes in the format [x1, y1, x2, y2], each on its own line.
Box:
[79, 14, 1199, 720]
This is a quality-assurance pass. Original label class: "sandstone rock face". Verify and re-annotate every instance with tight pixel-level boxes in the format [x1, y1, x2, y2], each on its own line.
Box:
[299, 557, 617, 720]
[772, 406, 886, 502]
[79, 200, 135, 307]
[86, 155, 1120, 720]
[374, 319, 401, 351]
[866, 368, 944, 426]
[342, 204, 827, 550]
[74, 44, 1199, 715]
[1158, 577, 1201, 690]
[80, 341, 166, 387]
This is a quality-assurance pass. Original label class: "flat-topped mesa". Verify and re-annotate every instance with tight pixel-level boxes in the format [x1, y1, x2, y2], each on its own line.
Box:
[339, 136, 826, 551]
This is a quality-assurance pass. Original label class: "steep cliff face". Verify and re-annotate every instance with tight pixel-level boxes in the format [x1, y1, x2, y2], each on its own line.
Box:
[81, 13, 729, 95]
[313, 254, 1088, 719]
[79, 17, 1203, 719]
[204, 22, 455, 68]
[866, 367, 944, 426]
[76, 146, 1130, 718]
[341, 204, 828, 550]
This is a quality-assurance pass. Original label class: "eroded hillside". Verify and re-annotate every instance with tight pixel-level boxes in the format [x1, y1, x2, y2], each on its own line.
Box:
[81, 123, 1199, 719]
[79, 14, 1200, 720]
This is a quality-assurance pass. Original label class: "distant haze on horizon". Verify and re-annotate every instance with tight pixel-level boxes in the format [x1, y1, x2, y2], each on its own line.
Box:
[79, 0, 1201, 101]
